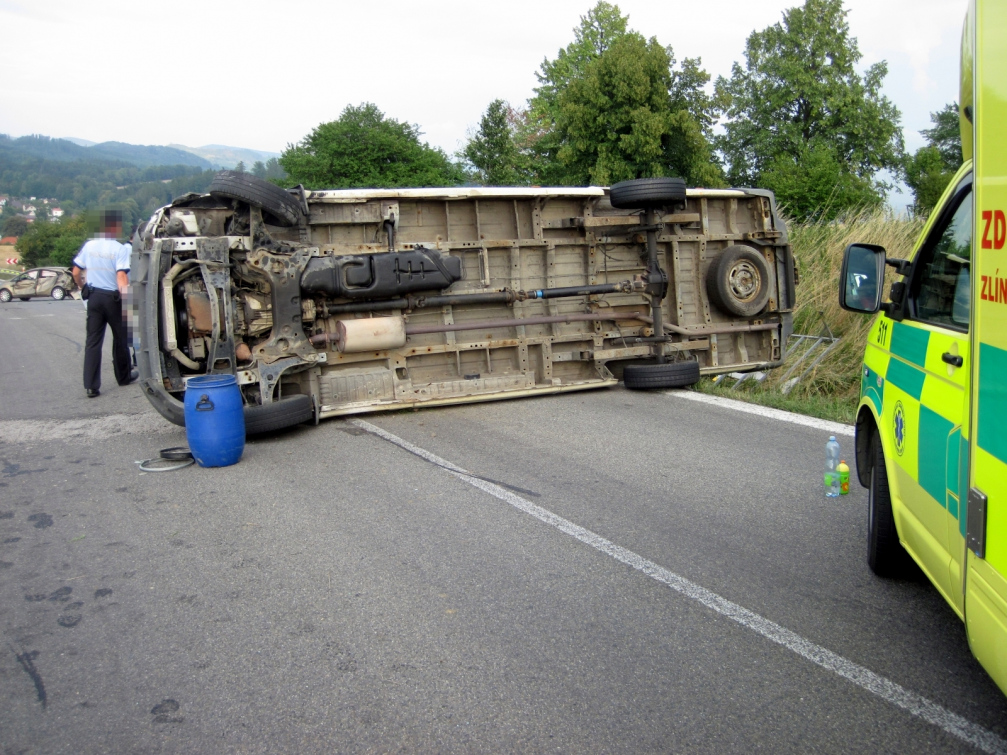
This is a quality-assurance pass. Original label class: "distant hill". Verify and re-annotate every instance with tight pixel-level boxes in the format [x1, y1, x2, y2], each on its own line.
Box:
[0, 134, 214, 229]
[13, 135, 210, 169]
[63, 136, 280, 170]
[0, 133, 283, 229]
[4, 135, 123, 165]
[87, 141, 211, 169]
[169, 143, 281, 170]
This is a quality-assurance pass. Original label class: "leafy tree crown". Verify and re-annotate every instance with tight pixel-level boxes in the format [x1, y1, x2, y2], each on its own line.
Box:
[280, 103, 464, 189]
[715, 0, 903, 219]
[463, 100, 527, 186]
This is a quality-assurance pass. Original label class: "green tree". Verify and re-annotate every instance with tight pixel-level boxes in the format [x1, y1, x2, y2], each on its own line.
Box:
[761, 142, 883, 220]
[527, 2, 721, 186]
[528, 3, 629, 183]
[251, 160, 267, 178]
[921, 102, 962, 168]
[716, 0, 903, 219]
[263, 157, 285, 181]
[234, 160, 246, 173]
[280, 103, 465, 189]
[463, 99, 527, 185]
[2, 214, 29, 237]
[905, 148, 952, 217]
[533, 1, 629, 119]
[552, 33, 722, 186]
[15, 215, 88, 268]
[50, 216, 90, 266]
[904, 103, 963, 216]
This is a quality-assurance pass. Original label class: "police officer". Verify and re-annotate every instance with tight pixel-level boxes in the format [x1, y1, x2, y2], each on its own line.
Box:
[72, 209, 137, 398]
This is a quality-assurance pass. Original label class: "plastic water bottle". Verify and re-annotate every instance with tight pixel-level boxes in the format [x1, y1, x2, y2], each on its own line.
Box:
[838, 461, 850, 495]
[825, 436, 841, 497]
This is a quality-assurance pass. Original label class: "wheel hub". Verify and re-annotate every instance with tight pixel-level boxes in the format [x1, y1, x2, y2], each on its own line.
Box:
[728, 261, 761, 302]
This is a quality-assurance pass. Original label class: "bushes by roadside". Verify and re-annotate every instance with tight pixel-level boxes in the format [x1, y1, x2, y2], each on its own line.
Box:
[15, 216, 91, 269]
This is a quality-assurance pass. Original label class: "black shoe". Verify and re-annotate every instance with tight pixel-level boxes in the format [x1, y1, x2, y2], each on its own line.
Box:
[119, 369, 139, 386]
[86, 388, 100, 398]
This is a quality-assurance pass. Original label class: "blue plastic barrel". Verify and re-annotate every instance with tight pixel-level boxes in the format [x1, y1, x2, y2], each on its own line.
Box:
[184, 375, 245, 467]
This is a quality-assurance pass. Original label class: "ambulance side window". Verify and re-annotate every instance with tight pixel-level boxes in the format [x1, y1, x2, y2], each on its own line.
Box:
[909, 182, 973, 331]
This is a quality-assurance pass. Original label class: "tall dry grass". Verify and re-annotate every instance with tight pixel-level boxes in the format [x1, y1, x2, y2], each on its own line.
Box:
[747, 208, 926, 405]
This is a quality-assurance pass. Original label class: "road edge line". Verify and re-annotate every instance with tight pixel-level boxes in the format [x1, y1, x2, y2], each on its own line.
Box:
[352, 417, 1005, 755]
[666, 390, 855, 437]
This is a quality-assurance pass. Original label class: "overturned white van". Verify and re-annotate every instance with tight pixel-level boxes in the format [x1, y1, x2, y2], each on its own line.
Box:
[131, 173, 796, 432]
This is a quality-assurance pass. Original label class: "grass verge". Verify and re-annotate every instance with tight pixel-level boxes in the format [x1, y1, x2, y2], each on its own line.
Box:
[693, 378, 858, 424]
[705, 206, 925, 423]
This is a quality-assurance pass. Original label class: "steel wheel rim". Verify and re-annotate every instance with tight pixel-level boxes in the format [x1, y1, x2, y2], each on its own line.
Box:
[728, 260, 761, 302]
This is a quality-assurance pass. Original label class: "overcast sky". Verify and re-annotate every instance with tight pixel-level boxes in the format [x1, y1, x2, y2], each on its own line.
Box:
[0, 0, 967, 187]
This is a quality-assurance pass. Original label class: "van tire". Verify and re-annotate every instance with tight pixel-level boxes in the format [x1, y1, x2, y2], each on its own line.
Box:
[244, 394, 313, 435]
[706, 244, 771, 318]
[209, 171, 305, 227]
[623, 360, 700, 390]
[609, 178, 687, 209]
[867, 429, 906, 576]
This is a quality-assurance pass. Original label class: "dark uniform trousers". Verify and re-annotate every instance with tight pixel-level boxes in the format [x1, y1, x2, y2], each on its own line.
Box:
[84, 288, 131, 390]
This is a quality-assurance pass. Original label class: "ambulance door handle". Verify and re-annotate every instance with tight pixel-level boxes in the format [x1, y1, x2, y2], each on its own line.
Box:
[942, 352, 963, 368]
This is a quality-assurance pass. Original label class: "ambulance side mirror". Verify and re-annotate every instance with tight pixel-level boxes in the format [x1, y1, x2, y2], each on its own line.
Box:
[839, 243, 887, 313]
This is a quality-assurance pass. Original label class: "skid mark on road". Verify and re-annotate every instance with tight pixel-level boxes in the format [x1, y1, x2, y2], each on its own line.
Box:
[665, 390, 855, 437]
[352, 417, 1005, 755]
[50, 332, 82, 353]
[9, 646, 46, 708]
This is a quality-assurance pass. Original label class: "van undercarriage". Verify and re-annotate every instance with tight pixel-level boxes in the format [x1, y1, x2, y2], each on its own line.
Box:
[131, 174, 796, 431]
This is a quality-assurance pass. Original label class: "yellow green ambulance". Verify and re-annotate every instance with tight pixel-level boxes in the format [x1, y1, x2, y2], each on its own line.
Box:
[839, 0, 1007, 696]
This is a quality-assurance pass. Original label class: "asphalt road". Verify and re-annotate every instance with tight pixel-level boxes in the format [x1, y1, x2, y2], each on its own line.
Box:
[1, 299, 1005, 753]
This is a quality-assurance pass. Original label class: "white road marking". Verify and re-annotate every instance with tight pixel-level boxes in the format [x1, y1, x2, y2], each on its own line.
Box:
[352, 417, 1006, 755]
[0, 413, 179, 444]
[667, 390, 855, 437]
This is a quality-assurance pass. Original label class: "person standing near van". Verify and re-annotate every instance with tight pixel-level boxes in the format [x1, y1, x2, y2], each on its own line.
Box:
[71, 209, 137, 398]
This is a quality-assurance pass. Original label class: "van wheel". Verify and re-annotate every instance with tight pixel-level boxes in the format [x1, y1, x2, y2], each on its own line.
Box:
[623, 360, 700, 390]
[209, 170, 305, 227]
[706, 244, 771, 317]
[244, 394, 313, 435]
[867, 429, 906, 576]
[609, 178, 687, 209]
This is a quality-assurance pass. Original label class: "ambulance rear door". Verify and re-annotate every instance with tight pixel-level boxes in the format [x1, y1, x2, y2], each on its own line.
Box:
[965, 0, 1007, 696]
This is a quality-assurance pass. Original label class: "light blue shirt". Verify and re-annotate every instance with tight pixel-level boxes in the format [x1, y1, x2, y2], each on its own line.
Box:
[73, 237, 131, 292]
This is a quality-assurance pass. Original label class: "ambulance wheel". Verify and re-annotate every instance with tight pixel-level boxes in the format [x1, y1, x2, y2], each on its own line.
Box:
[867, 430, 904, 577]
